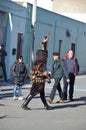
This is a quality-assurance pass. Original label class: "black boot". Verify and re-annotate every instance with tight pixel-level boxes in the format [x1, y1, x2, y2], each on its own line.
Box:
[22, 106, 31, 110]
[21, 94, 33, 110]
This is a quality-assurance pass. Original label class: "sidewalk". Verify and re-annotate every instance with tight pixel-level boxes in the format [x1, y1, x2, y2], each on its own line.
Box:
[0, 75, 86, 99]
[0, 75, 86, 130]
[0, 79, 31, 99]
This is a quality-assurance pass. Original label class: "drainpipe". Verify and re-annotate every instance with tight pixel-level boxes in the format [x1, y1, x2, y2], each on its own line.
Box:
[32, 0, 37, 27]
[31, 0, 37, 66]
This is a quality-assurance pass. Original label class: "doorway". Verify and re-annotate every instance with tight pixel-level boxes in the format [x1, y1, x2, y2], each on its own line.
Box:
[16, 33, 23, 57]
[71, 43, 76, 56]
[58, 40, 62, 56]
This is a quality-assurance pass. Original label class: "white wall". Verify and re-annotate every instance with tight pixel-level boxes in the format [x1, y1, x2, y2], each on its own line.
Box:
[11, 0, 53, 11]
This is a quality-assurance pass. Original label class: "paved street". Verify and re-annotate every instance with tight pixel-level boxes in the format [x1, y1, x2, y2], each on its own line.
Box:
[0, 75, 86, 130]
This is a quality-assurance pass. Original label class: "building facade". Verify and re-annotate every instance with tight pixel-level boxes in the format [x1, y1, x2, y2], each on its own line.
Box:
[0, 0, 86, 80]
[34, 7, 86, 74]
[0, 0, 32, 79]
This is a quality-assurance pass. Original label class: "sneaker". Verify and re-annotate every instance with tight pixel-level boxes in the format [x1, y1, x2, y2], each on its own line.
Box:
[56, 99, 64, 103]
[44, 105, 52, 110]
[64, 98, 67, 100]
[13, 96, 17, 100]
[69, 98, 74, 101]
[18, 97, 23, 100]
[47, 98, 53, 104]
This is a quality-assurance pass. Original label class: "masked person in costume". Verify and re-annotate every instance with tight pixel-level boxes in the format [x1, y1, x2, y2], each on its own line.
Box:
[22, 60, 51, 110]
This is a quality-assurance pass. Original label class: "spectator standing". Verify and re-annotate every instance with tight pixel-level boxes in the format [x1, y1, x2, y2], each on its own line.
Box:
[0, 44, 7, 81]
[10, 56, 27, 100]
[63, 50, 79, 101]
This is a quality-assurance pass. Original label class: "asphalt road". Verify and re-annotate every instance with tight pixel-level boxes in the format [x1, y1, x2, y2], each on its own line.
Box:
[0, 75, 86, 130]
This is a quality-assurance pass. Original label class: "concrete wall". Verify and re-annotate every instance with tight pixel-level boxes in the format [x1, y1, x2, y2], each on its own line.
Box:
[0, 0, 32, 78]
[53, 0, 86, 13]
[33, 7, 86, 74]
[52, 0, 86, 23]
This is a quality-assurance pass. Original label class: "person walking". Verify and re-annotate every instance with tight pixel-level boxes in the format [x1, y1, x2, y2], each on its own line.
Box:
[47, 52, 70, 104]
[0, 44, 7, 81]
[10, 56, 27, 100]
[63, 50, 79, 101]
[22, 60, 51, 110]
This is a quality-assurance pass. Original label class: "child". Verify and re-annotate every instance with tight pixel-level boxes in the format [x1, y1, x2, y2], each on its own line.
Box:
[11, 56, 27, 100]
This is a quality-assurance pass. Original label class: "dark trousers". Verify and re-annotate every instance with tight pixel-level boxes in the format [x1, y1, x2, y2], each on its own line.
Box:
[22, 83, 49, 108]
[63, 73, 75, 100]
[0, 62, 7, 81]
[50, 78, 63, 100]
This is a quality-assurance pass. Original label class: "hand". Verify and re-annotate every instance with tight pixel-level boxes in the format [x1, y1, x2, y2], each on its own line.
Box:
[74, 73, 76, 76]
[43, 71, 48, 76]
[66, 79, 70, 83]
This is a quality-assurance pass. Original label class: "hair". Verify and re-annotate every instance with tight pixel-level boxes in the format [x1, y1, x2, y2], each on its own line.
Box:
[0, 44, 5, 49]
[53, 52, 59, 56]
[32, 60, 43, 71]
[16, 55, 23, 62]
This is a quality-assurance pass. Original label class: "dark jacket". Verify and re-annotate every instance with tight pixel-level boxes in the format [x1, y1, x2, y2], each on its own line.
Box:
[0, 49, 7, 63]
[52, 59, 69, 79]
[10, 61, 27, 85]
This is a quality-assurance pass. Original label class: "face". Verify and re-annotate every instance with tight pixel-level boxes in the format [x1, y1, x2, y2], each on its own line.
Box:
[53, 55, 59, 61]
[18, 58, 23, 62]
[67, 50, 73, 59]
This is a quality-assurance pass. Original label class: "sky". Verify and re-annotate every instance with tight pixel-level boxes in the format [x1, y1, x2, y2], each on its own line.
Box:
[12, 0, 53, 11]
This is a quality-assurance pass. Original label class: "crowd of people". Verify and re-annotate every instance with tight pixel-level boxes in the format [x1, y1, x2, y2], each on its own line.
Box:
[0, 41, 79, 110]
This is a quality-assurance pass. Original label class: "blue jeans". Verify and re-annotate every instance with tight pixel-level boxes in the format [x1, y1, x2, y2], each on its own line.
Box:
[13, 84, 22, 97]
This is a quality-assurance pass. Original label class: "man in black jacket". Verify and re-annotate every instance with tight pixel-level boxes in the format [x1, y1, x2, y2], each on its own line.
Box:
[0, 44, 7, 81]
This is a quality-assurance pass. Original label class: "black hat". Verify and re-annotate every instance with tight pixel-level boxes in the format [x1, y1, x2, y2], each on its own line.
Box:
[53, 52, 59, 56]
